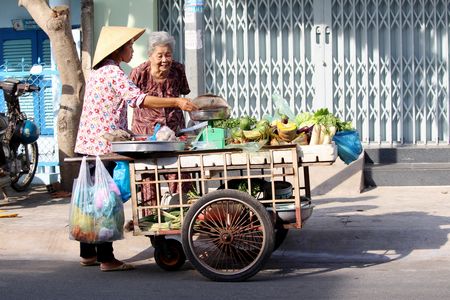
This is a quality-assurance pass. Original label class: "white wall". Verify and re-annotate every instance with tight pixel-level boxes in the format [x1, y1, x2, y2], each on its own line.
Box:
[0, 0, 81, 28]
[93, 0, 156, 72]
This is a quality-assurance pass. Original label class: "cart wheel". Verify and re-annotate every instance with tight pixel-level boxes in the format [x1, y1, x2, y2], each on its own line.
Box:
[154, 239, 186, 271]
[182, 190, 274, 282]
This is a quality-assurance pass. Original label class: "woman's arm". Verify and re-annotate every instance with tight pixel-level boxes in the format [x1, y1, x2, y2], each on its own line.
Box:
[141, 95, 198, 111]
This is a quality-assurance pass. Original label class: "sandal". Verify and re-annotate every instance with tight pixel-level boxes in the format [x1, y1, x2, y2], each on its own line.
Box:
[51, 191, 72, 198]
[80, 257, 99, 266]
[124, 219, 134, 232]
[100, 262, 135, 272]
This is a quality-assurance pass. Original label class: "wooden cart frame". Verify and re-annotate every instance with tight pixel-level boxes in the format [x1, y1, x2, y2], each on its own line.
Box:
[129, 144, 334, 281]
[66, 143, 336, 281]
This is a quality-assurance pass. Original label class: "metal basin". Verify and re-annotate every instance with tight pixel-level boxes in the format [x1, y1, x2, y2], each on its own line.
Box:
[266, 198, 314, 224]
[111, 141, 185, 153]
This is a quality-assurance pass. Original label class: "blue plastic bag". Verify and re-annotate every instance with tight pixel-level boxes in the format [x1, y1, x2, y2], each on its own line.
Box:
[332, 130, 363, 164]
[113, 161, 131, 203]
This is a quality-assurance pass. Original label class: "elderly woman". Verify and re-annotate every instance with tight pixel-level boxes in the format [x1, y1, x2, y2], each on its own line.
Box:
[74, 26, 197, 272]
[130, 31, 189, 133]
[130, 31, 192, 212]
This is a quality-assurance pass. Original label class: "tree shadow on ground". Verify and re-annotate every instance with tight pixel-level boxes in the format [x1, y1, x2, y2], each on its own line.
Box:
[0, 185, 70, 210]
[263, 204, 450, 279]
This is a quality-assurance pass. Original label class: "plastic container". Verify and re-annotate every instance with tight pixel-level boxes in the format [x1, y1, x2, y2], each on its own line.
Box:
[193, 127, 226, 149]
[266, 181, 293, 199]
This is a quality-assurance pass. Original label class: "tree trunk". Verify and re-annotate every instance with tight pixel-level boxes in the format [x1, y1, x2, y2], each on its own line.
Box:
[81, 0, 93, 79]
[18, 0, 84, 191]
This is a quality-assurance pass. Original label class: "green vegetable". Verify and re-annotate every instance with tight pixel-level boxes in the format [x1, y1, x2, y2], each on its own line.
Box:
[336, 120, 354, 131]
[313, 108, 338, 128]
[187, 187, 200, 199]
[296, 108, 355, 134]
[237, 180, 264, 197]
[230, 128, 244, 139]
[255, 119, 270, 128]
[239, 116, 253, 130]
[295, 112, 315, 127]
[210, 116, 256, 130]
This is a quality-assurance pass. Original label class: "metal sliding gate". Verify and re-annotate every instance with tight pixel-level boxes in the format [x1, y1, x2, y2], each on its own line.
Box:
[159, 0, 450, 145]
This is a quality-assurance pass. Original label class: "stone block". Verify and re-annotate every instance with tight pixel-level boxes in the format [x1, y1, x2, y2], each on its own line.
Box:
[306, 152, 364, 196]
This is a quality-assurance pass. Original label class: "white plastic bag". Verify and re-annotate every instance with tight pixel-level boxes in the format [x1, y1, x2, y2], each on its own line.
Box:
[272, 94, 295, 121]
[92, 156, 125, 242]
[69, 156, 96, 242]
[69, 156, 125, 243]
[156, 125, 176, 141]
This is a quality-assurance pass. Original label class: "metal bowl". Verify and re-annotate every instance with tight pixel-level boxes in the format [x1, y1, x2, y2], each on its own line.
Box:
[266, 198, 314, 224]
[189, 106, 231, 121]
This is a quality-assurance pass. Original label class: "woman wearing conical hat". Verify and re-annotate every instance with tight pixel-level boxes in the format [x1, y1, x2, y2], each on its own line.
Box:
[74, 26, 197, 271]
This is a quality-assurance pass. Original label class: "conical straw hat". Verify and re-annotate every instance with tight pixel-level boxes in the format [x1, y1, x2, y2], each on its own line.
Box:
[92, 26, 145, 69]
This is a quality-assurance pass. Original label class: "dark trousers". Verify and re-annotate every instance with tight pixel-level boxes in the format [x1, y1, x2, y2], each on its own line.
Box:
[80, 242, 115, 262]
[79, 160, 117, 262]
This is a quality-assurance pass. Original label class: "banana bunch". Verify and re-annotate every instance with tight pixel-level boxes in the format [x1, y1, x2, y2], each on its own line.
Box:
[241, 119, 271, 141]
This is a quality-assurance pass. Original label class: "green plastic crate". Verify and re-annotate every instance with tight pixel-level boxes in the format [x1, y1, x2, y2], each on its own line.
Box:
[193, 127, 226, 149]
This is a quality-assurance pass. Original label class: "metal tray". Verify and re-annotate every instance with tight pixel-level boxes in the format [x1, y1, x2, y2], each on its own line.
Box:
[111, 141, 185, 153]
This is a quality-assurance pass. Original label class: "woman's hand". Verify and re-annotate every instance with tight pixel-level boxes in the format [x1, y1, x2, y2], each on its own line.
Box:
[177, 98, 198, 111]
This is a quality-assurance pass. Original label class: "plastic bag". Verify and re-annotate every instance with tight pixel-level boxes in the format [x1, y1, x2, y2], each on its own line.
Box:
[113, 161, 131, 203]
[92, 156, 125, 242]
[69, 156, 96, 243]
[155, 125, 176, 141]
[69, 156, 125, 243]
[332, 130, 363, 164]
[272, 94, 295, 121]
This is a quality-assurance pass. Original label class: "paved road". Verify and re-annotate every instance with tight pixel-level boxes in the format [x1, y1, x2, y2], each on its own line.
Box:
[1, 258, 449, 300]
[1, 185, 450, 299]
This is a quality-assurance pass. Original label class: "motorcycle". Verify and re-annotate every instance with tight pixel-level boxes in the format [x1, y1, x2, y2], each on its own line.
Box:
[0, 65, 41, 191]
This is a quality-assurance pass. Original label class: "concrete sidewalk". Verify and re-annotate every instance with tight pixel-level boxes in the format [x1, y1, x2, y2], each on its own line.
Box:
[1, 185, 450, 266]
[0, 186, 151, 263]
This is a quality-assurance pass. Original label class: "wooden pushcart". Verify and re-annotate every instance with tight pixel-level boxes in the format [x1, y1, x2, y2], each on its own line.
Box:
[67, 143, 336, 281]
[125, 143, 335, 281]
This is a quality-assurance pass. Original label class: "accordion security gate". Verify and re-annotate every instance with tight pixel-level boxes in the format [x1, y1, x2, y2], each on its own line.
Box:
[159, 0, 450, 145]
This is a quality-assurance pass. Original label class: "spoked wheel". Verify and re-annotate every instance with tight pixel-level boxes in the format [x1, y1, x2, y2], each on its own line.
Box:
[153, 238, 186, 271]
[10, 142, 38, 192]
[182, 190, 274, 282]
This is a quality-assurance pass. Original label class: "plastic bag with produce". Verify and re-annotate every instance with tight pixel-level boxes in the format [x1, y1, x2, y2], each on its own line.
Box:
[93, 156, 124, 242]
[68, 156, 125, 243]
[69, 156, 96, 242]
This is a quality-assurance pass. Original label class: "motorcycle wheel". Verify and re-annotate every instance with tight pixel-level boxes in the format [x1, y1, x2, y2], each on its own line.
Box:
[10, 142, 38, 192]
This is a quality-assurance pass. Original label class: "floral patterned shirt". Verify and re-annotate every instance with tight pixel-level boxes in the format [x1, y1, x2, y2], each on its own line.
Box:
[75, 59, 146, 155]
